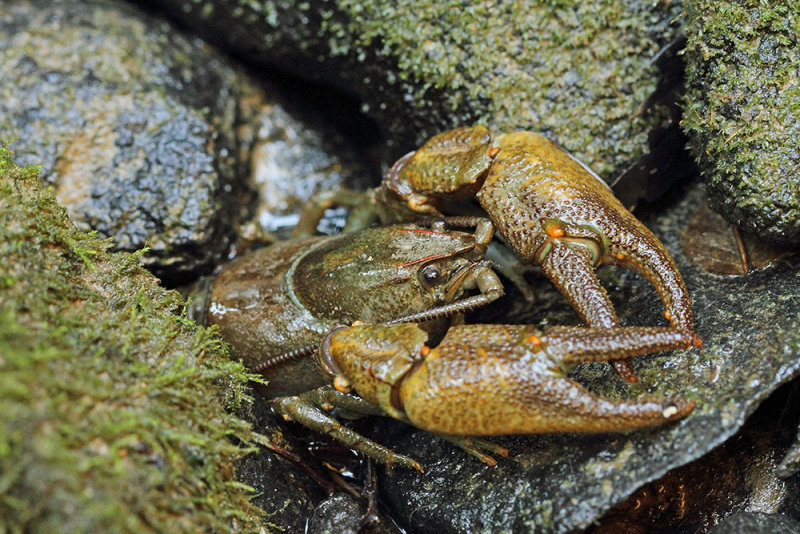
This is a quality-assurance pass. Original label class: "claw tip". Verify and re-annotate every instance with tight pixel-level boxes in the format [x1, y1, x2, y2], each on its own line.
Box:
[333, 375, 351, 392]
[662, 404, 679, 418]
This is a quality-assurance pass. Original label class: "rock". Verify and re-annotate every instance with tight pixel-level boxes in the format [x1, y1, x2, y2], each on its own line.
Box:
[308, 492, 402, 534]
[0, 0, 249, 278]
[594, 381, 800, 531]
[0, 0, 374, 279]
[682, 0, 800, 245]
[0, 146, 262, 531]
[153, 0, 684, 180]
[0, 2, 253, 281]
[236, 401, 319, 532]
[709, 512, 800, 534]
[240, 101, 374, 240]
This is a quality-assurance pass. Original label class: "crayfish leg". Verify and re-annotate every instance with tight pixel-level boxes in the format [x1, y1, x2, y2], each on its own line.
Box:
[435, 434, 510, 466]
[272, 387, 423, 471]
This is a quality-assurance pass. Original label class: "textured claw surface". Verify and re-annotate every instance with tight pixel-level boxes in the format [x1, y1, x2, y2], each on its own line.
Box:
[476, 130, 695, 332]
[328, 323, 697, 437]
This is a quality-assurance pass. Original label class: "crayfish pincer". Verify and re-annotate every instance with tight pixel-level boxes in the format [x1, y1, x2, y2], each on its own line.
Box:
[303, 322, 701, 468]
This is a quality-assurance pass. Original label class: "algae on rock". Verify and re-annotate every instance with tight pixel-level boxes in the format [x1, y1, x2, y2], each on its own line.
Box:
[0, 147, 264, 532]
[154, 0, 683, 178]
[682, 0, 800, 245]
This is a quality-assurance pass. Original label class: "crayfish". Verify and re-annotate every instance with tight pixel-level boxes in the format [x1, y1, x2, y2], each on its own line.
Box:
[203, 127, 701, 468]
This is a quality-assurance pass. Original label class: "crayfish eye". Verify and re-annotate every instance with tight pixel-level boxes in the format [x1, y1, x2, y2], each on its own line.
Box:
[419, 264, 443, 287]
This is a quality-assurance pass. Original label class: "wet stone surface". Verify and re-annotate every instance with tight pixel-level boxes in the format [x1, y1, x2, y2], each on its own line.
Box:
[708, 512, 800, 534]
[0, 0, 373, 280]
[307, 492, 403, 534]
[361, 183, 800, 533]
[593, 379, 800, 531]
[0, 0, 246, 278]
[241, 101, 375, 240]
[235, 400, 318, 533]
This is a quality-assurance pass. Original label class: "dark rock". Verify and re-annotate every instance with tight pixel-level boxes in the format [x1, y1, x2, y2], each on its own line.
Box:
[0, 0, 374, 280]
[308, 492, 402, 534]
[236, 400, 318, 532]
[709, 512, 800, 534]
[593, 380, 800, 532]
[682, 0, 800, 245]
[0, 0, 249, 278]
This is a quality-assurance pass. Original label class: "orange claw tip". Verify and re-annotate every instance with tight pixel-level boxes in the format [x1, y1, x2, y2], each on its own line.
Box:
[546, 226, 565, 238]
[487, 146, 501, 158]
[420, 345, 431, 356]
[663, 310, 672, 321]
[333, 375, 351, 393]
[691, 334, 704, 348]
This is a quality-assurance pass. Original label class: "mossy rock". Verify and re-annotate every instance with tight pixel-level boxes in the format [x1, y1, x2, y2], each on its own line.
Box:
[0, 146, 263, 532]
[156, 0, 683, 178]
[682, 0, 800, 245]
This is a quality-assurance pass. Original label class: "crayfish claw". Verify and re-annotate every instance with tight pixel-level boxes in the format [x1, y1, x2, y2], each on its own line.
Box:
[537, 239, 642, 382]
[602, 215, 695, 331]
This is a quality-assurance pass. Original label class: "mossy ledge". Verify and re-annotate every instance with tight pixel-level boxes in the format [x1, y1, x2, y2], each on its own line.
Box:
[154, 0, 683, 178]
[0, 146, 264, 532]
[682, 0, 800, 245]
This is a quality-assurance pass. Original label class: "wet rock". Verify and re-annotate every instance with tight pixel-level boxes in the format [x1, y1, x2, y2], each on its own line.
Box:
[0, 0, 250, 279]
[240, 101, 374, 240]
[367, 183, 800, 533]
[150, 0, 683, 180]
[308, 492, 402, 534]
[0, 0, 374, 280]
[593, 381, 800, 531]
[682, 0, 800, 245]
[236, 400, 319, 532]
[709, 512, 800, 534]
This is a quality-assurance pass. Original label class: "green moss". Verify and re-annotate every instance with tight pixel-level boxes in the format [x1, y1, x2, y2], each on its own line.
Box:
[159, 0, 682, 177]
[0, 146, 264, 532]
[682, 0, 800, 244]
